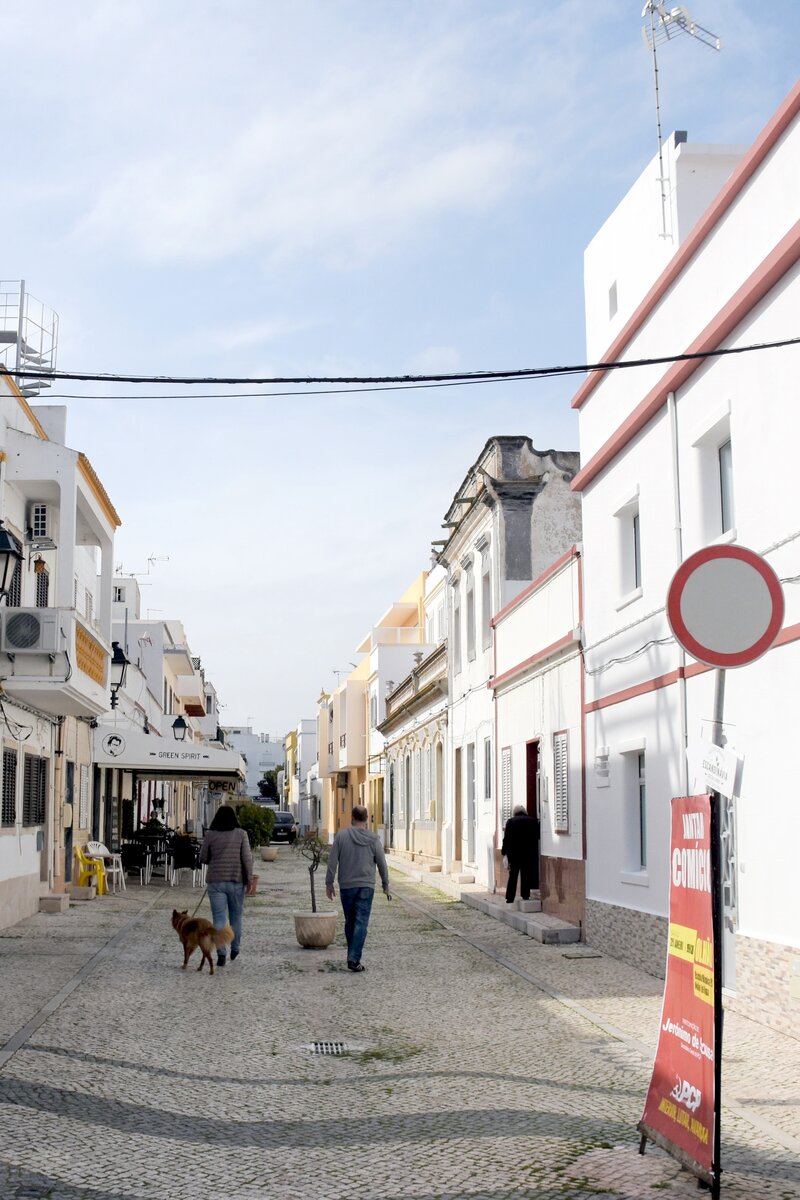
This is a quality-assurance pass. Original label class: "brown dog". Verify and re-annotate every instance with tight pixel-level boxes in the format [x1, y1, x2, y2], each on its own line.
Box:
[172, 909, 234, 975]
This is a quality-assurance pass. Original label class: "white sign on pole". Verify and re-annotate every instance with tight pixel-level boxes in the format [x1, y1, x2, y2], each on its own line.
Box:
[689, 740, 742, 799]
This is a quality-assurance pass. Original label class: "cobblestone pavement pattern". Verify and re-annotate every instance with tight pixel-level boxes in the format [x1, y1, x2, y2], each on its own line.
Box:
[0, 856, 798, 1200]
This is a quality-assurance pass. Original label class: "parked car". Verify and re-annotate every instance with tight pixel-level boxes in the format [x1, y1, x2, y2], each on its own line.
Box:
[271, 811, 297, 844]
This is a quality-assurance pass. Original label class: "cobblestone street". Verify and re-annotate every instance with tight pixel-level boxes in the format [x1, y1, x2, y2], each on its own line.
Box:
[0, 855, 798, 1200]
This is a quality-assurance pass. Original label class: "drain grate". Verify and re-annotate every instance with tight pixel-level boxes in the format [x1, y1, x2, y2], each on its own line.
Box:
[311, 1040, 348, 1055]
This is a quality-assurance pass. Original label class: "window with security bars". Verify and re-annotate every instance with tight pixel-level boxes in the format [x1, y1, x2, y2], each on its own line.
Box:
[2, 749, 17, 825]
[22, 755, 47, 826]
[35, 566, 49, 608]
[79, 764, 90, 829]
[7, 556, 22, 608]
[32, 505, 48, 538]
[501, 747, 512, 824]
[553, 731, 569, 832]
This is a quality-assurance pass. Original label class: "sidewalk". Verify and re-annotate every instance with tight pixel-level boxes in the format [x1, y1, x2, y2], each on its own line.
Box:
[0, 851, 796, 1200]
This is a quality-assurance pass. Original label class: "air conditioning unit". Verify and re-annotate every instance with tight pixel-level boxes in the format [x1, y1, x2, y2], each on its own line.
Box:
[2, 609, 63, 654]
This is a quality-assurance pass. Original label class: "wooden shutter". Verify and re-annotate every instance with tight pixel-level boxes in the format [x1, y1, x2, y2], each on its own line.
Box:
[553, 732, 569, 833]
[2, 748, 17, 825]
[79, 764, 90, 829]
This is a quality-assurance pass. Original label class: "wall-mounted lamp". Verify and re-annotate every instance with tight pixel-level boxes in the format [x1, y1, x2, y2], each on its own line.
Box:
[109, 641, 130, 709]
[172, 715, 188, 742]
[33, 555, 47, 575]
[0, 521, 22, 600]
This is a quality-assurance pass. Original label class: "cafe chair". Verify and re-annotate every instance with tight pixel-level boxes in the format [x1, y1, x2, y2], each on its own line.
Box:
[120, 843, 151, 886]
[169, 837, 202, 887]
[86, 840, 126, 893]
[74, 846, 107, 896]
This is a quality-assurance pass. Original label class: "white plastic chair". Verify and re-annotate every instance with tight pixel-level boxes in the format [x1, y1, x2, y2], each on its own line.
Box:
[86, 841, 127, 893]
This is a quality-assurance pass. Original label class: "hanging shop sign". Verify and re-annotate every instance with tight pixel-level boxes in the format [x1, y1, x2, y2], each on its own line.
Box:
[638, 794, 716, 1186]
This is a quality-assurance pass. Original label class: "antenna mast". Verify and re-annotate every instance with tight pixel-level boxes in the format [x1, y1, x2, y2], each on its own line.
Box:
[641, 3, 721, 238]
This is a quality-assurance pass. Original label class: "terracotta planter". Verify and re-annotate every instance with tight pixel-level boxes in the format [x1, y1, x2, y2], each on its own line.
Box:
[293, 911, 337, 948]
[260, 846, 278, 862]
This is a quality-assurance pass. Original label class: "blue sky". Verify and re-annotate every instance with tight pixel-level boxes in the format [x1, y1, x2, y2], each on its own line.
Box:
[2, 1, 798, 735]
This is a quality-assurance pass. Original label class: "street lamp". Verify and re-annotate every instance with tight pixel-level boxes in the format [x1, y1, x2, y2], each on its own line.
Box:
[109, 641, 130, 709]
[172, 715, 188, 742]
[0, 521, 22, 599]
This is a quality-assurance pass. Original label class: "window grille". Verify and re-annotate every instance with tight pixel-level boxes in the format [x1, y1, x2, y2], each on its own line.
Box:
[35, 567, 49, 608]
[31, 504, 48, 538]
[22, 755, 47, 826]
[501, 747, 512, 823]
[79, 763, 90, 829]
[2, 748, 17, 825]
[7, 557, 22, 608]
[553, 732, 569, 832]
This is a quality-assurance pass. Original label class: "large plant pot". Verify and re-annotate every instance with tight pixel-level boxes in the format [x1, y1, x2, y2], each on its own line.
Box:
[293, 911, 337, 948]
[260, 846, 278, 862]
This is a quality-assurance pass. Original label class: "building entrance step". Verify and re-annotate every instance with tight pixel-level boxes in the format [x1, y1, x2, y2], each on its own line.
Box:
[462, 891, 580, 944]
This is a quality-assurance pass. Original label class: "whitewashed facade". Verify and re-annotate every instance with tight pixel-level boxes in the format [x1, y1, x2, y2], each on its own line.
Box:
[492, 548, 584, 921]
[440, 437, 581, 889]
[574, 84, 800, 1033]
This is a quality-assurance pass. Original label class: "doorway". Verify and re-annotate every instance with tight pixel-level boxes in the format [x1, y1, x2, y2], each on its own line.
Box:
[64, 761, 75, 883]
[525, 740, 541, 888]
[465, 742, 476, 865]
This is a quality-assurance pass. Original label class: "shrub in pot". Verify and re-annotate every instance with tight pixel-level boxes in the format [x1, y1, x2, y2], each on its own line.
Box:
[236, 803, 276, 857]
[292, 831, 337, 948]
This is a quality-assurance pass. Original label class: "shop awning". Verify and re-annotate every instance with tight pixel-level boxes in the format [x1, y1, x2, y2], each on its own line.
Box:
[92, 725, 245, 781]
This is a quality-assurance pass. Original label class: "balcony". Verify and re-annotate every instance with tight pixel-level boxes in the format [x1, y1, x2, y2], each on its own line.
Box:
[174, 672, 206, 716]
[0, 608, 111, 717]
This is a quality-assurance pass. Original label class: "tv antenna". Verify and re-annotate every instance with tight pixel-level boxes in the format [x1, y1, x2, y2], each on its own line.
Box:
[641, 3, 721, 238]
[115, 553, 170, 578]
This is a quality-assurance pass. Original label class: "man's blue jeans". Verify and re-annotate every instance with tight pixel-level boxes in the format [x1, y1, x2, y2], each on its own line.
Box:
[339, 886, 374, 964]
[208, 881, 245, 955]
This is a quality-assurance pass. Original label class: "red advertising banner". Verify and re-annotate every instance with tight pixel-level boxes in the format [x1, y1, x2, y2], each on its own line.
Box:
[638, 794, 716, 1185]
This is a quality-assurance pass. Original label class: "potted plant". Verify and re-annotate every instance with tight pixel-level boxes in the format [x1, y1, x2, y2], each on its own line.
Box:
[236, 803, 276, 861]
[292, 831, 337, 948]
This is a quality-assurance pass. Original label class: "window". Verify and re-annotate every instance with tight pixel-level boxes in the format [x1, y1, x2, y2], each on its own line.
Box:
[632, 511, 642, 589]
[719, 440, 734, 533]
[481, 566, 492, 650]
[2, 749, 17, 826]
[85, 589, 93, 623]
[614, 491, 642, 602]
[22, 755, 47, 826]
[501, 747, 512, 824]
[466, 572, 476, 661]
[31, 504, 48, 538]
[483, 737, 492, 801]
[205, 694, 214, 715]
[452, 590, 462, 675]
[553, 732, 569, 832]
[608, 280, 618, 319]
[73, 577, 79, 608]
[369, 689, 378, 729]
[35, 565, 49, 608]
[113, 586, 126, 603]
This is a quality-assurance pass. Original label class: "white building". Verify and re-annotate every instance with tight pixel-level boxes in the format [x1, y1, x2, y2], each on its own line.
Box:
[439, 437, 581, 889]
[574, 83, 800, 1034]
[0, 388, 119, 926]
[492, 548, 583, 922]
[222, 726, 283, 796]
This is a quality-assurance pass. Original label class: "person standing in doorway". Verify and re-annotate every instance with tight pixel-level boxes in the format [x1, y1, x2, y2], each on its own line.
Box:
[199, 804, 253, 966]
[325, 805, 391, 972]
[501, 804, 539, 904]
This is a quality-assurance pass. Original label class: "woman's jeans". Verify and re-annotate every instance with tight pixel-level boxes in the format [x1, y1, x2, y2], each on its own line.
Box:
[339, 886, 374, 964]
[208, 881, 245, 954]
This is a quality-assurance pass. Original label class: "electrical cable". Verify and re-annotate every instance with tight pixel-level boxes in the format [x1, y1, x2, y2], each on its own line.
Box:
[6, 333, 800, 392]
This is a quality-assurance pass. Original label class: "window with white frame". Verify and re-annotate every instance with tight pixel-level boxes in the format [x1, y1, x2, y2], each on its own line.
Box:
[718, 439, 734, 533]
[466, 571, 476, 661]
[481, 564, 492, 650]
[614, 491, 642, 601]
[483, 736, 492, 802]
[31, 504, 48, 539]
[501, 747, 512, 824]
[621, 746, 647, 872]
[113, 585, 126, 603]
[553, 731, 569, 833]
[452, 588, 462, 675]
[369, 688, 378, 729]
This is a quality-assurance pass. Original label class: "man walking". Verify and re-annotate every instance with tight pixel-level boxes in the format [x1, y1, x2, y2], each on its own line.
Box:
[325, 805, 391, 972]
[501, 804, 539, 904]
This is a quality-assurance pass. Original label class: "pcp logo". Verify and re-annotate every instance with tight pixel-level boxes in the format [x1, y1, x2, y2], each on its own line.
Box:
[670, 1076, 702, 1113]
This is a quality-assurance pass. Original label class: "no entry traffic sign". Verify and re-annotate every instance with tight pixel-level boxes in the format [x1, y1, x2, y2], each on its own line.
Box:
[667, 545, 784, 669]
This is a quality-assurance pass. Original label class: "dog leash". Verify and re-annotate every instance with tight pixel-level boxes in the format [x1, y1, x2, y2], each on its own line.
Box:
[190, 887, 208, 917]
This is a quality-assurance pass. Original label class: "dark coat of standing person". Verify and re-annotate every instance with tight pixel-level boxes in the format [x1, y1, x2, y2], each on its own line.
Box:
[199, 805, 253, 967]
[325, 805, 391, 972]
[501, 804, 539, 903]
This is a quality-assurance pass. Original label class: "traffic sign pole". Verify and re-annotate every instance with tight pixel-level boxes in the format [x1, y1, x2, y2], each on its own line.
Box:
[709, 668, 725, 1200]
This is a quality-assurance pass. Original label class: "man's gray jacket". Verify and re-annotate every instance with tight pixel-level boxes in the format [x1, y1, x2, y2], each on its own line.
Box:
[325, 826, 390, 891]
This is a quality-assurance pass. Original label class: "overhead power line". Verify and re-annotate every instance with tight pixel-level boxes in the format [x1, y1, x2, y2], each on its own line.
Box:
[6, 333, 799, 395]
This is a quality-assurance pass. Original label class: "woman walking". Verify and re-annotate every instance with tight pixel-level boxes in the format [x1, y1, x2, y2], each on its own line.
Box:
[199, 805, 253, 966]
